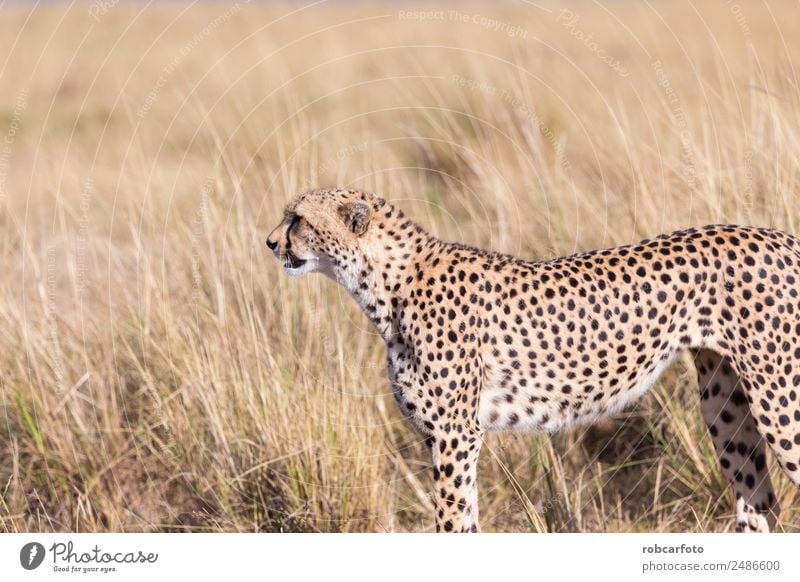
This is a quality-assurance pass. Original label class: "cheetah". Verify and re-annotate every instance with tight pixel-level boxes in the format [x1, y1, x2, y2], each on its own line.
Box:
[266, 187, 800, 533]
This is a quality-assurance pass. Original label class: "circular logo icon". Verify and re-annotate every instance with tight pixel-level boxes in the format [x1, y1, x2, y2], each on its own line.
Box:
[19, 542, 46, 570]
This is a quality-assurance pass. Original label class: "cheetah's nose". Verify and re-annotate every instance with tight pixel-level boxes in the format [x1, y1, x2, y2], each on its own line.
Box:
[266, 238, 277, 250]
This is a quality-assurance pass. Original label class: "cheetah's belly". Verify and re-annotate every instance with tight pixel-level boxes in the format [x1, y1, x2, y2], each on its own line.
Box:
[478, 348, 682, 433]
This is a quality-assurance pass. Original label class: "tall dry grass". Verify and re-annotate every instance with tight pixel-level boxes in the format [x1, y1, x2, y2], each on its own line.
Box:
[1, 1, 799, 532]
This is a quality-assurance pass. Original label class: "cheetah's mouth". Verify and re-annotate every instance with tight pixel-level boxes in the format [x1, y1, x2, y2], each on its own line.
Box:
[283, 252, 307, 269]
[281, 252, 317, 276]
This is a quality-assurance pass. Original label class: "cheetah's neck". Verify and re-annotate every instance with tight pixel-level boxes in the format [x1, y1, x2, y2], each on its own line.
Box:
[339, 204, 439, 343]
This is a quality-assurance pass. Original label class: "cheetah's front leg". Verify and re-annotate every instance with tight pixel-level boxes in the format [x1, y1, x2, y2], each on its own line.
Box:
[431, 426, 483, 532]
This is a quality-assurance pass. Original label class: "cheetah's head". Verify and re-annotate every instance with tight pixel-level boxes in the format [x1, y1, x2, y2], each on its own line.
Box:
[266, 188, 384, 281]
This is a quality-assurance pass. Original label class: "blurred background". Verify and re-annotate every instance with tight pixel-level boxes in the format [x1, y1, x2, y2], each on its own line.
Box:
[0, 0, 799, 532]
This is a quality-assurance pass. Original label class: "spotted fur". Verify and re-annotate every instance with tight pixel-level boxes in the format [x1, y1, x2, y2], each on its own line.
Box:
[267, 187, 800, 532]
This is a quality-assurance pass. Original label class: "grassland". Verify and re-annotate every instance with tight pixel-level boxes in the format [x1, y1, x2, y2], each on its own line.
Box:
[1, 1, 799, 532]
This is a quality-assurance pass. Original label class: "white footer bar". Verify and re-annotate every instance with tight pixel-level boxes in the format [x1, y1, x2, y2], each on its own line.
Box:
[2, 533, 798, 581]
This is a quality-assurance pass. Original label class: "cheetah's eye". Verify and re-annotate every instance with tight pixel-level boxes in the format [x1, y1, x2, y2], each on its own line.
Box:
[288, 214, 302, 231]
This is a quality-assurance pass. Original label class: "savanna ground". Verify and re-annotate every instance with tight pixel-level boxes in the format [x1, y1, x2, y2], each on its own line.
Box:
[1, 1, 799, 533]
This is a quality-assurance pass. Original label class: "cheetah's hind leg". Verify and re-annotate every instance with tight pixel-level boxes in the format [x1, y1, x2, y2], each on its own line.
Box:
[693, 349, 778, 532]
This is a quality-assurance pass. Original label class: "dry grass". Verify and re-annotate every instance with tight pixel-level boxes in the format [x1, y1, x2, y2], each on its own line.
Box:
[1, 1, 800, 532]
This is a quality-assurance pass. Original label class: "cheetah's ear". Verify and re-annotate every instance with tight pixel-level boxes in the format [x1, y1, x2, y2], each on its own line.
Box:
[338, 201, 371, 236]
